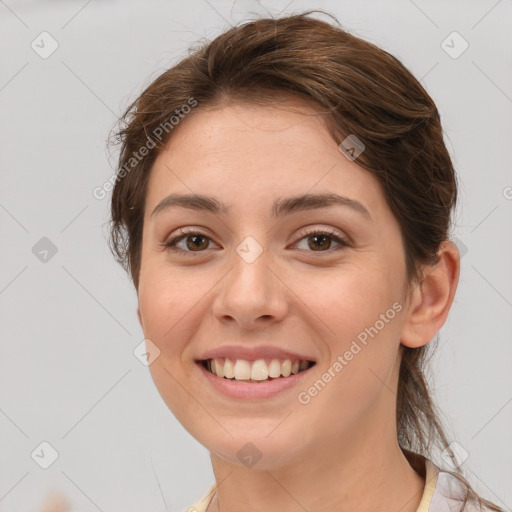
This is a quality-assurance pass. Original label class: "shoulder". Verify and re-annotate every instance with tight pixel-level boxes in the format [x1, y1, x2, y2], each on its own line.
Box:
[460, 502, 502, 512]
[430, 465, 502, 512]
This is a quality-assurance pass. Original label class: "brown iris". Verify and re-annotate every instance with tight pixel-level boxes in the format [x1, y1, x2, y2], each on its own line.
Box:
[185, 234, 209, 251]
[308, 234, 332, 251]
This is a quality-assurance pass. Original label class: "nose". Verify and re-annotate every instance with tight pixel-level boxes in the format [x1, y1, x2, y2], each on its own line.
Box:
[211, 243, 289, 330]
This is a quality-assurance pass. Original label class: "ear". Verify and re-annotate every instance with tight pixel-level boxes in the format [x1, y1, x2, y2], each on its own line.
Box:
[137, 303, 143, 328]
[400, 240, 460, 348]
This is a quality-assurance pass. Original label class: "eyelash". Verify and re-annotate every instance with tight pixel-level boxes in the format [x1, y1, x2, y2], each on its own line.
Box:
[159, 227, 349, 257]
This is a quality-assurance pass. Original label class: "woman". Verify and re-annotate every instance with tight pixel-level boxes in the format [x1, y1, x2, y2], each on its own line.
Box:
[107, 10, 504, 512]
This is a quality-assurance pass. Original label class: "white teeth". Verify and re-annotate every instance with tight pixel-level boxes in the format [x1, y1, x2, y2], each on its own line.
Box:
[268, 359, 282, 378]
[223, 358, 234, 378]
[213, 359, 224, 378]
[281, 360, 292, 377]
[206, 357, 313, 381]
[234, 360, 251, 380]
[251, 359, 269, 381]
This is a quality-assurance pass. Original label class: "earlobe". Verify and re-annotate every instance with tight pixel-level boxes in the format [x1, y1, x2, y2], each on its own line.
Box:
[400, 241, 460, 349]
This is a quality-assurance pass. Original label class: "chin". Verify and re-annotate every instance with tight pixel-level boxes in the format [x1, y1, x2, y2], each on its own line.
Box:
[199, 426, 311, 471]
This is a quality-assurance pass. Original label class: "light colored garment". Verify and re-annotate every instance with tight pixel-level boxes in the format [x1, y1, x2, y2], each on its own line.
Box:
[185, 459, 491, 512]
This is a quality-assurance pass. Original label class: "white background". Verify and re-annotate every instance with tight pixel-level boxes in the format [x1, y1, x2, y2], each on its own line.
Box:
[1, 1, 511, 511]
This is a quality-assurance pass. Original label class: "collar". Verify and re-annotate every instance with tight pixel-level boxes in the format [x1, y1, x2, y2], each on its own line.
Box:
[416, 458, 440, 511]
[189, 457, 443, 512]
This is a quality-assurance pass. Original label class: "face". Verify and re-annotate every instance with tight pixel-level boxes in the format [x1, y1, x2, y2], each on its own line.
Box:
[136, 99, 412, 470]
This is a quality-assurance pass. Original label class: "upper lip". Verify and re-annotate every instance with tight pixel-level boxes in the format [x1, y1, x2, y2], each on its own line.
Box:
[197, 345, 317, 363]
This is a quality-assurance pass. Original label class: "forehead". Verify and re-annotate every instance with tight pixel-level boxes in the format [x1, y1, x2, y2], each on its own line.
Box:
[144, 101, 384, 220]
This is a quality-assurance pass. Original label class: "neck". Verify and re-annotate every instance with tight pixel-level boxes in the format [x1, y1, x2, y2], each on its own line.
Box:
[207, 426, 425, 512]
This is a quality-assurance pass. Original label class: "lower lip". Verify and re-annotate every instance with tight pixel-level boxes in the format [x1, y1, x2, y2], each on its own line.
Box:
[196, 361, 314, 399]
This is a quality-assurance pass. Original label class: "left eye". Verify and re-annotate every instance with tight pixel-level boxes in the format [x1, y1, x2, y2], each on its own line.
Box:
[161, 228, 348, 255]
[294, 229, 348, 252]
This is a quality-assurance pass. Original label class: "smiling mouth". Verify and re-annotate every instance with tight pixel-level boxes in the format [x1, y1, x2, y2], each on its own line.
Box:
[199, 357, 316, 382]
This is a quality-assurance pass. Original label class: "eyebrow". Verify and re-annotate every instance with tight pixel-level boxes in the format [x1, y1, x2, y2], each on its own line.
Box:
[150, 192, 371, 220]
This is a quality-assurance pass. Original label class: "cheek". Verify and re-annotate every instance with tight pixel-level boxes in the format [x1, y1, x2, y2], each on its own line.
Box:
[137, 268, 208, 356]
[295, 261, 404, 347]
[294, 263, 403, 408]
[137, 269, 210, 424]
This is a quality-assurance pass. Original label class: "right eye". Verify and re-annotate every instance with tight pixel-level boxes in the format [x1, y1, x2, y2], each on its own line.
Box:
[161, 229, 217, 256]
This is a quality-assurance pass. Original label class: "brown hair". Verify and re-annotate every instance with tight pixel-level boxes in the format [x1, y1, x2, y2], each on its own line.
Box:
[107, 10, 502, 511]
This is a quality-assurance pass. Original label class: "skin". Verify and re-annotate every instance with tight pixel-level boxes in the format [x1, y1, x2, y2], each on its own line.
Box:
[136, 98, 460, 512]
